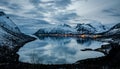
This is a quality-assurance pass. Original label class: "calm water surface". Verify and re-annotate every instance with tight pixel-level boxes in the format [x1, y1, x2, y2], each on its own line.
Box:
[18, 37, 104, 64]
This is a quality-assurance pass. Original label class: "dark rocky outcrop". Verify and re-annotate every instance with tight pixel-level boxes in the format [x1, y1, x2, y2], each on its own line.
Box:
[76, 42, 120, 67]
[1, 43, 120, 69]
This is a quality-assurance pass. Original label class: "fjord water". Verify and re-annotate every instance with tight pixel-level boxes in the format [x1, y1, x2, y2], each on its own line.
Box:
[17, 37, 104, 64]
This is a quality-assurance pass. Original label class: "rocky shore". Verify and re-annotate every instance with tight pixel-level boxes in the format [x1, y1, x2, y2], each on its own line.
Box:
[0, 42, 120, 69]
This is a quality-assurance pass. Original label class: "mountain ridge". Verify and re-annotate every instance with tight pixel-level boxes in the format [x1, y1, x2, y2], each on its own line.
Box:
[0, 11, 36, 62]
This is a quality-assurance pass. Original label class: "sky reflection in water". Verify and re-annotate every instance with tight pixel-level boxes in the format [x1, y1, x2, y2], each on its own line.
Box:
[18, 37, 104, 64]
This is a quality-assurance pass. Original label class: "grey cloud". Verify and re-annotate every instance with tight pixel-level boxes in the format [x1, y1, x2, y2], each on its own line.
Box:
[24, 11, 45, 18]
[7, 3, 22, 11]
[0, 0, 9, 6]
[53, 12, 78, 23]
[103, 8, 120, 17]
[29, 0, 41, 6]
[29, 0, 55, 13]
[0, 0, 22, 12]
[0, 9, 6, 11]
[0, 0, 74, 22]
[54, 0, 71, 7]
[29, 0, 72, 11]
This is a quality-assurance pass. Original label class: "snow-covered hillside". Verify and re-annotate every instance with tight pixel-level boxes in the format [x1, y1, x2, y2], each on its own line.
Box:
[0, 11, 36, 62]
[75, 21, 108, 34]
[103, 23, 120, 38]
[35, 21, 109, 35]
[75, 23, 96, 34]
[0, 12, 21, 34]
[35, 24, 77, 35]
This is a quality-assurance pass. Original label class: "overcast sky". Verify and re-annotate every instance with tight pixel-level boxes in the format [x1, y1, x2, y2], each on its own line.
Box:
[0, 0, 120, 25]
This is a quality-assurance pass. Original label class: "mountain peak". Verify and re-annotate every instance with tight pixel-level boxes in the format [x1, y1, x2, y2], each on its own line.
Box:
[111, 23, 120, 30]
[0, 11, 5, 16]
[75, 22, 108, 34]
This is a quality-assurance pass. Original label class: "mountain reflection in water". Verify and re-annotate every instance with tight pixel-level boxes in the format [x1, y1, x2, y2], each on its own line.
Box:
[18, 37, 104, 64]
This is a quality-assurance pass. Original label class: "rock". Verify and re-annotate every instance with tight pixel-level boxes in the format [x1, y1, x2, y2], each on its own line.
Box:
[75, 42, 120, 66]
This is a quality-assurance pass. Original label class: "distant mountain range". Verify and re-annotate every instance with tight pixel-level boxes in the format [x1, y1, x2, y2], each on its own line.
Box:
[34, 22, 109, 35]
[0, 11, 119, 39]
[34, 24, 77, 35]
[34, 21, 120, 39]
[7, 12, 118, 38]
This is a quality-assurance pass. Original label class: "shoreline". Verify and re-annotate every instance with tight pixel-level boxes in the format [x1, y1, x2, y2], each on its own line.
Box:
[1, 42, 120, 69]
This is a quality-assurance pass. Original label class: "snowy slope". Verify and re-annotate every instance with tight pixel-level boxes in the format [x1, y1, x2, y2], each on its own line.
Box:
[35, 22, 108, 35]
[0, 11, 36, 48]
[103, 23, 120, 37]
[89, 22, 107, 33]
[0, 12, 21, 33]
[105, 29, 120, 36]
[75, 21, 108, 34]
[75, 23, 96, 34]
[35, 24, 77, 35]
[0, 11, 36, 62]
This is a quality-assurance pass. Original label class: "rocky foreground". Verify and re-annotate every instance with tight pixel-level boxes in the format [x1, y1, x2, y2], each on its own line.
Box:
[0, 42, 120, 69]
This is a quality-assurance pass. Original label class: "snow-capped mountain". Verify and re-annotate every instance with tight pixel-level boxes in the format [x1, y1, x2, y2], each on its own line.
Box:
[35, 21, 108, 36]
[103, 23, 120, 38]
[34, 24, 77, 35]
[75, 23, 96, 34]
[75, 22, 108, 34]
[110, 23, 120, 30]
[0, 11, 36, 62]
